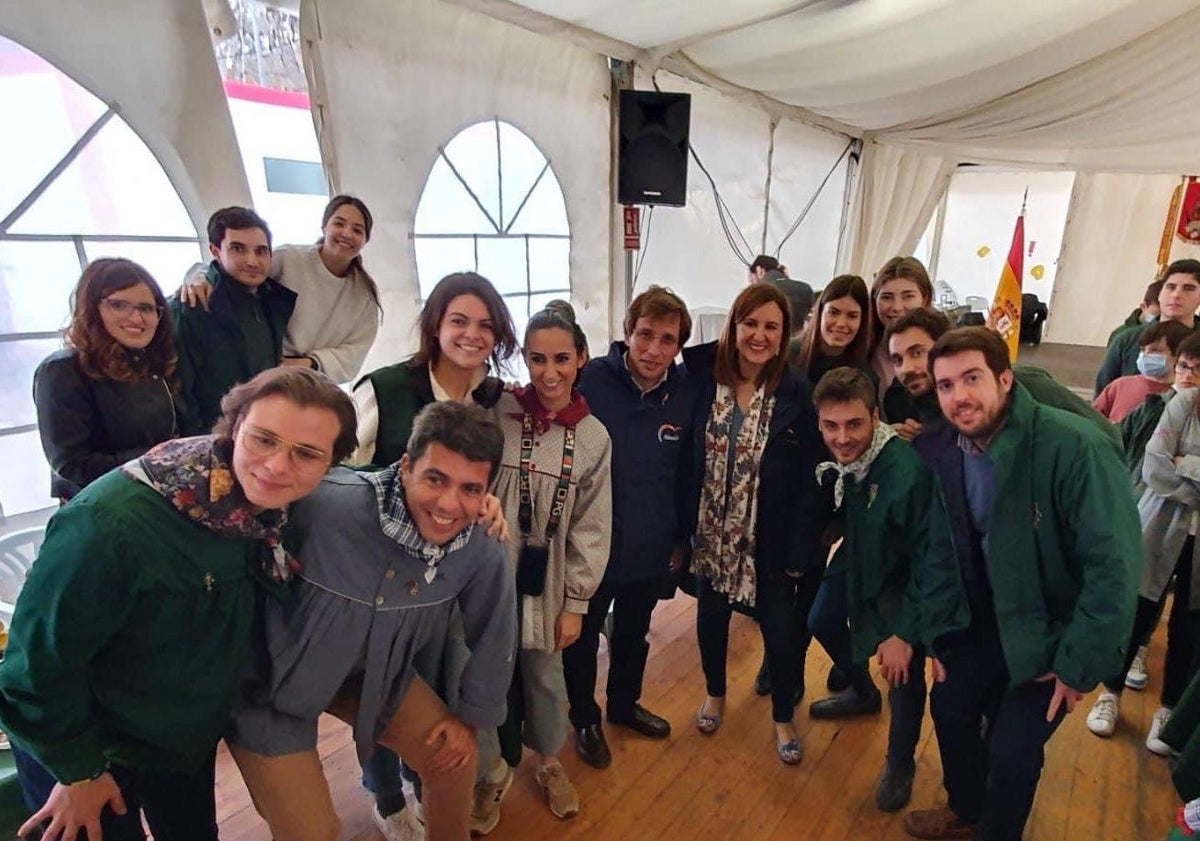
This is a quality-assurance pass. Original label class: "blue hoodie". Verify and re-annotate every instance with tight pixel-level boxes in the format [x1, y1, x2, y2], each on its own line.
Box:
[577, 341, 697, 585]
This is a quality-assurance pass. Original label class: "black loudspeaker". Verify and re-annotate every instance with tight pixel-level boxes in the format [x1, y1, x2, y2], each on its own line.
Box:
[618, 90, 691, 207]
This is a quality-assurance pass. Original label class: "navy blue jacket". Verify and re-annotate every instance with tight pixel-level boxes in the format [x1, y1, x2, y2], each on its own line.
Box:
[681, 342, 825, 578]
[577, 342, 697, 585]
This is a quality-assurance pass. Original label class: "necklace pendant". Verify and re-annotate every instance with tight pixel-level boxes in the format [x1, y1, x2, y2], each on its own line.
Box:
[409, 580, 419, 596]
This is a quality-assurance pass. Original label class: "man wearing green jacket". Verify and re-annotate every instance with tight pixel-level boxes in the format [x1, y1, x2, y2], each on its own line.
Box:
[809, 367, 941, 813]
[171, 207, 297, 434]
[1095, 260, 1200, 395]
[903, 327, 1140, 841]
[883, 307, 1120, 449]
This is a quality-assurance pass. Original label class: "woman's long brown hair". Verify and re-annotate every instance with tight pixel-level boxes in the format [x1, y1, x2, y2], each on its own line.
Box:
[65, 258, 177, 386]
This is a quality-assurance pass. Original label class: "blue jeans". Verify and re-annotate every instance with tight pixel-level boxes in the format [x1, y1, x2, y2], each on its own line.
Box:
[806, 571, 872, 692]
[14, 746, 217, 841]
[929, 630, 1064, 841]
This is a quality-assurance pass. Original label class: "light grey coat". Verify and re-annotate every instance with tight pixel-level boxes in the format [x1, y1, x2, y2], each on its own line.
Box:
[1139, 387, 1200, 608]
[493, 392, 612, 652]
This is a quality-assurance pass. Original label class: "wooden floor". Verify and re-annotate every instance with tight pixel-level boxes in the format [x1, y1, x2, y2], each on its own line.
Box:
[216, 591, 1178, 841]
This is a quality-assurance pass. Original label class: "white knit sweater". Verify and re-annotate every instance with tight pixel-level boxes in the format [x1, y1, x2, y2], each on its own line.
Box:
[272, 244, 380, 383]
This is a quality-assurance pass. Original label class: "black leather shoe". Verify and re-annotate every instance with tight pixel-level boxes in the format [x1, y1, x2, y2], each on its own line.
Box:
[608, 704, 671, 739]
[874, 761, 915, 812]
[826, 664, 851, 693]
[574, 724, 612, 769]
[753, 659, 772, 696]
[808, 683, 883, 720]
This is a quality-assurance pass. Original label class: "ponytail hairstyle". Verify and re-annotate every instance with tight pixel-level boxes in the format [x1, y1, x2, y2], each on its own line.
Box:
[321, 195, 382, 314]
[524, 299, 588, 388]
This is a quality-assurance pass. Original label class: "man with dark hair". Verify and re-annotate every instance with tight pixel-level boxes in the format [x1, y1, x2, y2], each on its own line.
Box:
[562, 285, 696, 769]
[748, 254, 780, 284]
[1107, 279, 1165, 347]
[810, 366, 938, 812]
[1094, 319, 1191, 422]
[228, 400, 515, 841]
[1097, 259, 1200, 394]
[903, 326, 1140, 841]
[171, 206, 295, 434]
[884, 309, 1120, 448]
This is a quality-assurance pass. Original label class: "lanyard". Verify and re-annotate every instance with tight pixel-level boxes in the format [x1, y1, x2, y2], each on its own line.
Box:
[519, 413, 575, 543]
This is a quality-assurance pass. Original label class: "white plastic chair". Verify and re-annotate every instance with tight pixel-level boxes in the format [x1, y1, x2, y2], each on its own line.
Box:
[0, 527, 45, 624]
[965, 296, 990, 312]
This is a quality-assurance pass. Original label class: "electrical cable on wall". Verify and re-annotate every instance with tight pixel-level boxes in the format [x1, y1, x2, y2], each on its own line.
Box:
[773, 139, 854, 255]
[633, 204, 654, 287]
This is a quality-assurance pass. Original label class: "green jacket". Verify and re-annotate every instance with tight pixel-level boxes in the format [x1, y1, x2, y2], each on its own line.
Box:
[914, 384, 1141, 691]
[170, 262, 296, 435]
[1106, 308, 1143, 348]
[1162, 670, 1200, 801]
[356, 359, 503, 469]
[841, 437, 938, 662]
[1120, 389, 1172, 494]
[886, 365, 1120, 449]
[0, 472, 263, 782]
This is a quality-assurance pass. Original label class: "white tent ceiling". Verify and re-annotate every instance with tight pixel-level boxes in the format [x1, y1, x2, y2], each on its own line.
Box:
[448, 0, 1200, 171]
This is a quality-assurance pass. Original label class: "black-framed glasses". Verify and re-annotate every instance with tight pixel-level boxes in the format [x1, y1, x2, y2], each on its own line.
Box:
[101, 298, 163, 319]
[1177, 360, 1200, 376]
[237, 425, 331, 475]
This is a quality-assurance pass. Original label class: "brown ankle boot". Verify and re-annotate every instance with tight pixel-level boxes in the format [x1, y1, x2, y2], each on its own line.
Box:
[903, 807, 976, 839]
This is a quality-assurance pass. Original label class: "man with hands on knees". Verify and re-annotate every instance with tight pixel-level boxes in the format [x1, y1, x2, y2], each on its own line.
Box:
[0, 367, 359, 841]
[809, 367, 940, 813]
[228, 401, 517, 841]
[903, 327, 1139, 841]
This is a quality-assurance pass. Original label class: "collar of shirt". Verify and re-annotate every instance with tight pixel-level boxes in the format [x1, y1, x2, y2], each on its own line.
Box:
[363, 467, 474, 570]
[430, 365, 487, 405]
[622, 351, 669, 396]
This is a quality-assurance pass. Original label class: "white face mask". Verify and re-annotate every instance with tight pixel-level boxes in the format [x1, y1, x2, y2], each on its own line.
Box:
[1137, 351, 1170, 379]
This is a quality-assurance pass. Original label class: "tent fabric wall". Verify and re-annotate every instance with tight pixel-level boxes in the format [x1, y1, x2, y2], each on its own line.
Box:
[844, 141, 955, 280]
[0, 0, 250, 242]
[300, 0, 611, 372]
[882, 4, 1200, 173]
[625, 69, 854, 315]
[1051, 173, 1200, 347]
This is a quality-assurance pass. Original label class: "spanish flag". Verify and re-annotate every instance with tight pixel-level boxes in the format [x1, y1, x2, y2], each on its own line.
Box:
[987, 202, 1025, 361]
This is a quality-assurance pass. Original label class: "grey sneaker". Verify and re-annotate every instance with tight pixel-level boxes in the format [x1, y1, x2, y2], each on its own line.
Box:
[469, 765, 514, 836]
[536, 762, 580, 819]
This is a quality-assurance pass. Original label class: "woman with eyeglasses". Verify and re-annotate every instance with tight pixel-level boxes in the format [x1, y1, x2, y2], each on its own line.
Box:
[33, 258, 180, 502]
[1, 367, 357, 841]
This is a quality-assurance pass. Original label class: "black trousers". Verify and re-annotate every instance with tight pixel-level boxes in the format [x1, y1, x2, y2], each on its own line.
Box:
[562, 575, 662, 728]
[696, 569, 820, 722]
[929, 631, 1064, 841]
[14, 746, 218, 841]
[1103, 538, 1200, 707]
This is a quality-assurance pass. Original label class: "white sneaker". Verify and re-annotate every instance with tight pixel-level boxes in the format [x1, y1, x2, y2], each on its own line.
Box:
[1086, 691, 1119, 737]
[373, 805, 425, 841]
[1146, 706, 1175, 755]
[1125, 646, 1149, 690]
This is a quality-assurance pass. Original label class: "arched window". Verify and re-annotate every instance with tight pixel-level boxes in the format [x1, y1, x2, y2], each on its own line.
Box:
[413, 119, 571, 345]
[0, 34, 203, 525]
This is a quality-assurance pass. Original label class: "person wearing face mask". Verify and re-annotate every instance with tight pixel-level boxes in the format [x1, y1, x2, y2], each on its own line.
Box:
[1107, 279, 1164, 348]
[33, 259, 179, 503]
[1094, 320, 1191, 422]
[1097, 260, 1200, 395]
[179, 196, 383, 384]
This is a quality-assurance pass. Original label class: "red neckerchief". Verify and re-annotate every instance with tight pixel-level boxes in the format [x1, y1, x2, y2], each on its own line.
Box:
[510, 384, 591, 433]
